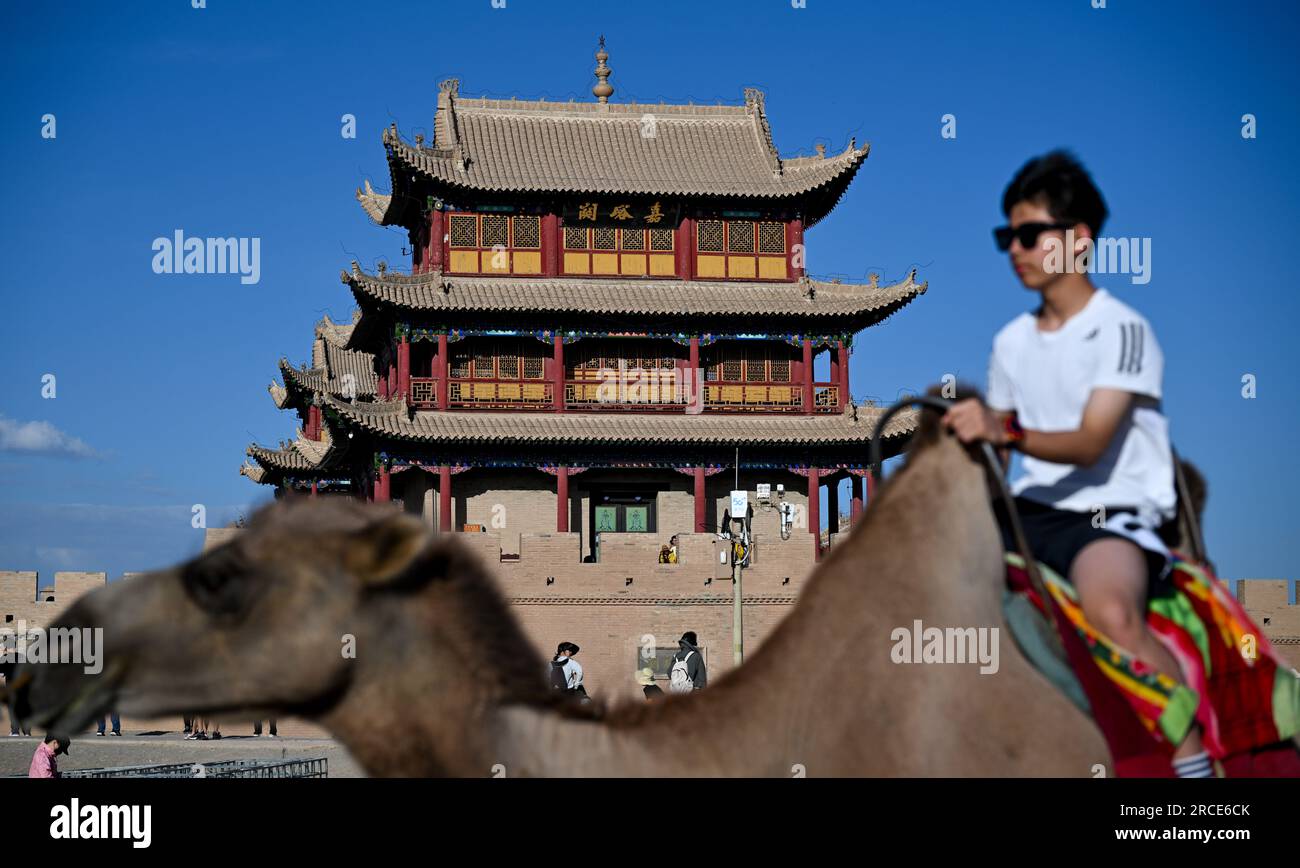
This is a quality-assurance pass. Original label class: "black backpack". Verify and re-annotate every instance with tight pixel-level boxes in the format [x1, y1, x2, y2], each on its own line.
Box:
[549, 659, 569, 692]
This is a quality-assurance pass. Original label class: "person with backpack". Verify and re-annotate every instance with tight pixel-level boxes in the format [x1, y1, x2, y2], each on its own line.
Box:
[549, 641, 588, 701]
[668, 632, 706, 693]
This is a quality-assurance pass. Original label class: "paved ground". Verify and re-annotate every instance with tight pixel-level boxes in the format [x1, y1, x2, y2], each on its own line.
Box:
[0, 730, 365, 778]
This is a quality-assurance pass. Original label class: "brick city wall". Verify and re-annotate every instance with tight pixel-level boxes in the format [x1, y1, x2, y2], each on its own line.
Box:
[1236, 579, 1299, 666]
[392, 467, 815, 561]
[7, 530, 1293, 737]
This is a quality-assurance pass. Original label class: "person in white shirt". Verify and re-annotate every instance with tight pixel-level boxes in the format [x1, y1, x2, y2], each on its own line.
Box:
[552, 641, 588, 700]
[943, 151, 1210, 778]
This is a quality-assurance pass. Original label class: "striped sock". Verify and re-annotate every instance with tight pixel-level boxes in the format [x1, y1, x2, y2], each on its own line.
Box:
[1173, 751, 1214, 778]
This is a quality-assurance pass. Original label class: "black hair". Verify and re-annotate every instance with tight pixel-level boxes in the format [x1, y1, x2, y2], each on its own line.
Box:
[681, 631, 697, 645]
[556, 641, 579, 656]
[1002, 150, 1108, 240]
[43, 733, 60, 745]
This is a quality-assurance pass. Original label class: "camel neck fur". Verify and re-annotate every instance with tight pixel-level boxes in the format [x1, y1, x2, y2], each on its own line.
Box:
[486, 431, 1012, 776]
[322, 428, 1098, 776]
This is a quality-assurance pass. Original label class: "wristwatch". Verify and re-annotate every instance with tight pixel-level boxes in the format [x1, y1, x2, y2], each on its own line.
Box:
[1002, 411, 1026, 447]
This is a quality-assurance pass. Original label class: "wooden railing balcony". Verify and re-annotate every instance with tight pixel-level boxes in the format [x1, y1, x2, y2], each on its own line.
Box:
[406, 378, 842, 412]
[565, 378, 690, 410]
[703, 381, 801, 411]
[812, 383, 840, 412]
[409, 377, 554, 409]
[450, 379, 553, 408]
[409, 377, 437, 408]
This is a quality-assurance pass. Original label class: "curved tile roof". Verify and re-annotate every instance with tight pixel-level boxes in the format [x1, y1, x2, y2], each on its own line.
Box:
[371, 81, 869, 226]
[342, 265, 926, 323]
[318, 394, 917, 447]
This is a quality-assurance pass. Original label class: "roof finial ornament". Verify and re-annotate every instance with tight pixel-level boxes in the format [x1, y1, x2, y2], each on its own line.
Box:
[592, 35, 614, 104]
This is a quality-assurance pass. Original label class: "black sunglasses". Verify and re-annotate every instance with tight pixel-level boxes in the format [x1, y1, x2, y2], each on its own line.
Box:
[993, 222, 1075, 252]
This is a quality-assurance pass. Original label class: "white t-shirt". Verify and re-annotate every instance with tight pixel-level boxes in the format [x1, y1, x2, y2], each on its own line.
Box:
[986, 289, 1176, 523]
[555, 656, 583, 690]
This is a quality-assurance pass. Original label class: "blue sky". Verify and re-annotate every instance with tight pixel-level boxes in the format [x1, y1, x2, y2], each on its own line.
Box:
[0, 0, 1296, 585]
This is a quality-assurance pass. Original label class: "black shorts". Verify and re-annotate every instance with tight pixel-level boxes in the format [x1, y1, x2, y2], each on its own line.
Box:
[994, 497, 1173, 597]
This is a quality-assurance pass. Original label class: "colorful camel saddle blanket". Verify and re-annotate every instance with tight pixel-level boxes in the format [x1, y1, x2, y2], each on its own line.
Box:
[1004, 552, 1300, 758]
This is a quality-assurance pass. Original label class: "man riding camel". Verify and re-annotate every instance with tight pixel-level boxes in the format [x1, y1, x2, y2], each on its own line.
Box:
[943, 151, 1212, 778]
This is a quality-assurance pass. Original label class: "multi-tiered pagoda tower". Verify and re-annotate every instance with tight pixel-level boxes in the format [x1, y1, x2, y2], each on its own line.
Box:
[242, 41, 923, 564]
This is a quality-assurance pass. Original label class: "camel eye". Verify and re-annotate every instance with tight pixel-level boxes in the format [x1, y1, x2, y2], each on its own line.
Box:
[181, 547, 256, 617]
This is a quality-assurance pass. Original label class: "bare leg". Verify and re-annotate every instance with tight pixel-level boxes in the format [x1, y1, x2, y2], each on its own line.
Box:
[1071, 538, 1204, 760]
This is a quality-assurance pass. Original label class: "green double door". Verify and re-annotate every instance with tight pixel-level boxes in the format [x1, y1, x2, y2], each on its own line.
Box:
[592, 494, 654, 561]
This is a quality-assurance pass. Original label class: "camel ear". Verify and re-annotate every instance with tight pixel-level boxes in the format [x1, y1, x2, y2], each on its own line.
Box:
[345, 511, 432, 588]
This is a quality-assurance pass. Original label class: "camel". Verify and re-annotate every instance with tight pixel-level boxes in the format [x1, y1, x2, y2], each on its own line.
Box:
[9, 403, 1110, 776]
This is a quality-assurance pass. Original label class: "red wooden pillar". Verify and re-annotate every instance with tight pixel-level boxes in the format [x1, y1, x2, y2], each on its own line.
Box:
[397, 336, 410, 399]
[801, 338, 814, 415]
[839, 340, 851, 407]
[542, 214, 560, 276]
[310, 480, 318, 498]
[376, 461, 391, 504]
[807, 466, 821, 561]
[677, 217, 695, 280]
[688, 336, 700, 406]
[387, 353, 397, 397]
[556, 466, 569, 532]
[850, 474, 864, 523]
[694, 464, 707, 532]
[438, 464, 452, 532]
[553, 336, 565, 412]
[866, 470, 876, 501]
[426, 209, 445, 272]
[437, 333, 449, 410]
[827, 474, 840, 536]
[789, 218, 805, 278]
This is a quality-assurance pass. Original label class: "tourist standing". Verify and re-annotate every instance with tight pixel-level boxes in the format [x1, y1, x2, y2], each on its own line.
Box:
[669, 632, 706, 692]
[551, 642, 588, 700]
[636, 668, 664, 700]
[96, 712, 121, 736]
[253, 719, 277, 737]
[2, 665, 30, 735]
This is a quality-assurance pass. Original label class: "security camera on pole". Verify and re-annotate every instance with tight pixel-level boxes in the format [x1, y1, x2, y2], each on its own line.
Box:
[729, 481, 750, 667]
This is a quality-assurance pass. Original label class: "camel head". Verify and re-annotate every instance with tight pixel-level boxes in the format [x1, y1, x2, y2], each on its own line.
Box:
[9, 497, 543, 738]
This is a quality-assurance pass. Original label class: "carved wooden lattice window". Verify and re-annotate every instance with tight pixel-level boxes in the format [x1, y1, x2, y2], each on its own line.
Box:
[473, 350, 495, 378]
[728, 221, 755, 253]
[450, 350, 471, 378]
[522, 356, 544, 379]
[697, 220, 724, 253]
[449, 215, 478, 248]
[564, 226, 588, 249]
[758, 222, 785, 254]
[497, 350, 520, 379]
[620, 228, 645, 250]
[649, 228, 675, 251]
[770, 358, 791, 381]
[512, 216, 541, 249]
[745, 358, 766, 382]
[722, 359, 742, 381]
[481, 215, 510, 248]
[592, 227, 617, 250]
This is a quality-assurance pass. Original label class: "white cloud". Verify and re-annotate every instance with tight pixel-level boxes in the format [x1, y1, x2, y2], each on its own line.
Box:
[0, 417, 98, 458]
